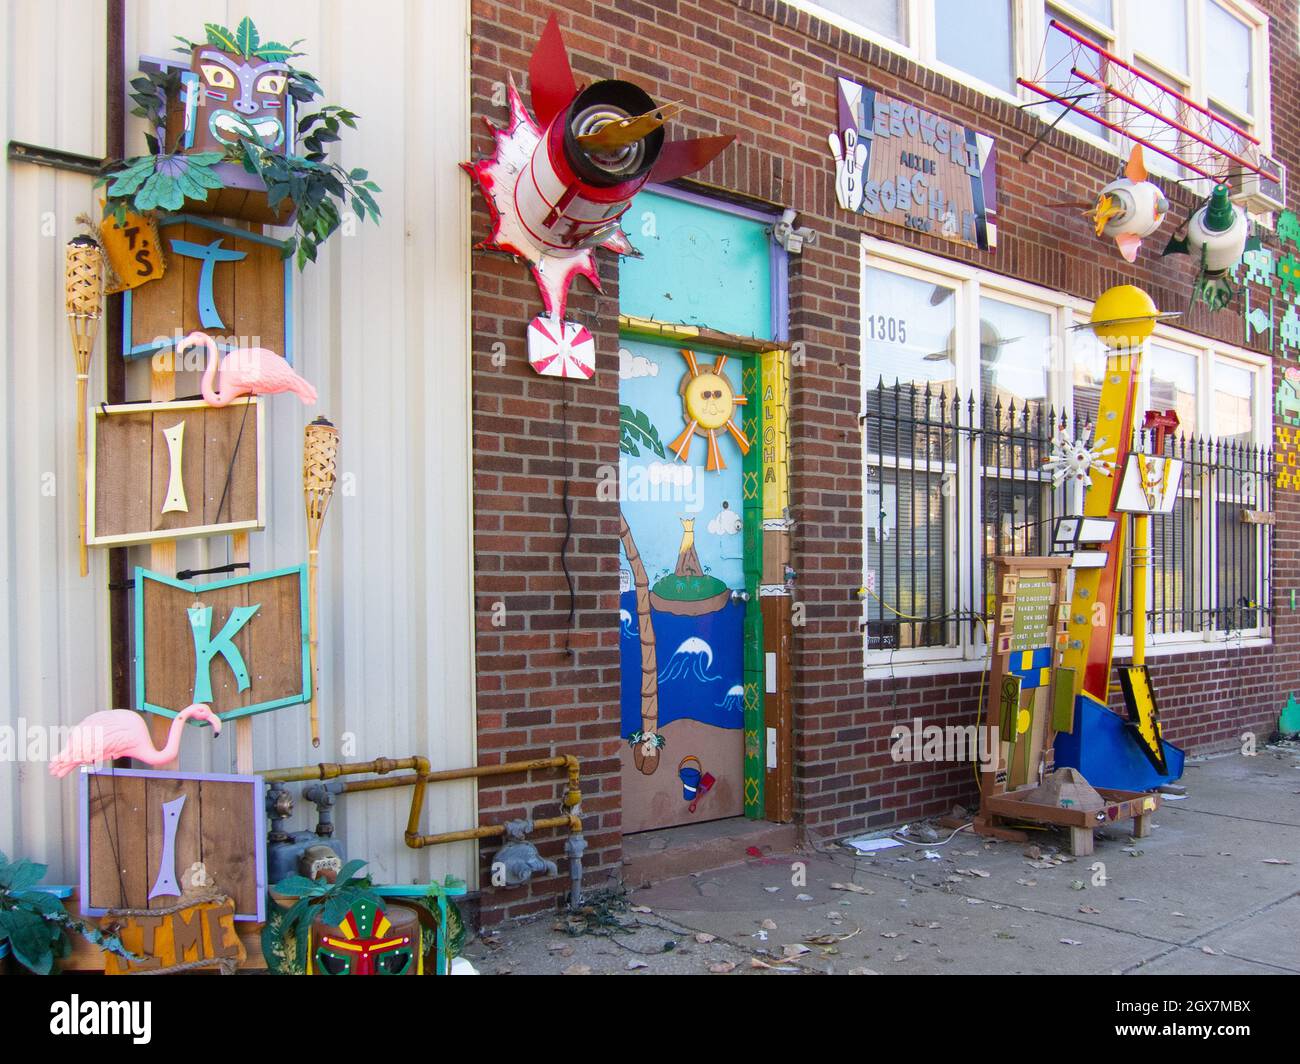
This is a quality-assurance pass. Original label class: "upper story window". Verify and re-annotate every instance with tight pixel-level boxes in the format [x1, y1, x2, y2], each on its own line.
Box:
[814, 0, 910, 43]
[935, 0, 1015, 92]
[788, 0, 1271, 155]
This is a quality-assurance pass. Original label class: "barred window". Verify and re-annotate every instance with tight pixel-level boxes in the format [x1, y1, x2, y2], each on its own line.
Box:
[861, 245, 1272, 671]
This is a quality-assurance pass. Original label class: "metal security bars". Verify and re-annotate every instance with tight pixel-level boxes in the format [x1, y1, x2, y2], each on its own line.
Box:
[861, 380, 1273, 656]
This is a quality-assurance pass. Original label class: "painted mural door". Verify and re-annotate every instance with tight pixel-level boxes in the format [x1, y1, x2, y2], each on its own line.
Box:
[617, 188, 779, 833]
[619, 339, 751, 831]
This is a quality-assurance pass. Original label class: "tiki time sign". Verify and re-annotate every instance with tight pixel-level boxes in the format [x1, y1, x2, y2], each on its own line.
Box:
[833, 76, 999, 251]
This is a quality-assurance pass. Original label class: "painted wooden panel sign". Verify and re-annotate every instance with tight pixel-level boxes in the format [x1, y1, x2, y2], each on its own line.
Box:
[832, 76, 998, 251]
[87, 398, 264, 547]
[123, 214, 290, 360]
[79, 768, 266, 921]
[102, 898, 247, 975]
[135, 565, 310, 722]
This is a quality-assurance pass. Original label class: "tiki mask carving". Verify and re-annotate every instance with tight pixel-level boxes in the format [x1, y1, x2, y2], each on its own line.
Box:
[187, 46, 290, 153]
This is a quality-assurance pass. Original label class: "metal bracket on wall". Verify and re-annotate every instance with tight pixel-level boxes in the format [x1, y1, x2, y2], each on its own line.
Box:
[7, 140, 106, 176]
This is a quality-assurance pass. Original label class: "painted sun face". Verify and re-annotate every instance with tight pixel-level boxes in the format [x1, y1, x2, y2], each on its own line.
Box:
[669, 349, 750, 472]
[190, 48, 290, 152]
[684, 371, 735, 431]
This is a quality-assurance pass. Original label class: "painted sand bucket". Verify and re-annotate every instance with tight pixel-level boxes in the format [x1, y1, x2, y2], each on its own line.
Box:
[678, 756, 702, 801]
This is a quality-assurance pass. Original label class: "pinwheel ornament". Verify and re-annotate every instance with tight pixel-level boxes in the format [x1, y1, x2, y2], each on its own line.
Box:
[1043, 427, 1116, 502]
[462, 14, 733, 378]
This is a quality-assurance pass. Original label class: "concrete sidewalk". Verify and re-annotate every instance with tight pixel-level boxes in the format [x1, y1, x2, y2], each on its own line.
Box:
[462, 744, 1300, 975]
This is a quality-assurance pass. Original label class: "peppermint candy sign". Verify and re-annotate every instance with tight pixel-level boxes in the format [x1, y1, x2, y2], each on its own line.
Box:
[526, 315, 596, 380]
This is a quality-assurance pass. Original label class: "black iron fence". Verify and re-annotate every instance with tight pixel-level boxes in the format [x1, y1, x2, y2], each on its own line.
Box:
[861, 380, 1273, 652]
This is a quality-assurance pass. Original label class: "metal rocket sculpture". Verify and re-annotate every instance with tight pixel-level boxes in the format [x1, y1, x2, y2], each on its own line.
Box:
[1088, 146, 1168, 263]
[1163, 184, 1254, 310]
[462, 13, 733, 375]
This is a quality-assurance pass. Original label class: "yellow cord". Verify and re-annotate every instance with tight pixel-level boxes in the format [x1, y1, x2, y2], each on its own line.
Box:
[858, 586, 992, 791]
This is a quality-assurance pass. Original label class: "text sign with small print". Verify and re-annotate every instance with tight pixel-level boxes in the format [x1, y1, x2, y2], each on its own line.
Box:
[135, 565, 310, 722]
[1010, 578, 1054, 653]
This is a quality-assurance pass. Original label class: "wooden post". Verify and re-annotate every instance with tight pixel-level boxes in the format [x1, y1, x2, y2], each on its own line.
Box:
[231, 531, 253, 774]
[148, 356, 178, 769]
[65, 238, 105, 578]
[303, 418, 340, 750]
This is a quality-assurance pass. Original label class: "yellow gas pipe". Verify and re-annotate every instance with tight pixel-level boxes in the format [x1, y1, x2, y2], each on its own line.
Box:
[262, 755, 584, 851]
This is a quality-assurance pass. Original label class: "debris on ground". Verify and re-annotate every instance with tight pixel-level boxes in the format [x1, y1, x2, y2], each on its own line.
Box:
[842, 834, 904, 854]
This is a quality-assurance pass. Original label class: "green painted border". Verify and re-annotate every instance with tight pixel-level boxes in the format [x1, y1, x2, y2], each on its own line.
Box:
[742, 358, 766, 818]
[134, 563, 312, 722]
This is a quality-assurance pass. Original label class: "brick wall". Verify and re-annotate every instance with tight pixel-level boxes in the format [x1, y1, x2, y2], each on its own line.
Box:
[467, 0, 1300, 920]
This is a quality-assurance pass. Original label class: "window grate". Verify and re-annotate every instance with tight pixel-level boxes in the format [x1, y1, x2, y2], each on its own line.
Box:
[861, 380, 1273, 652]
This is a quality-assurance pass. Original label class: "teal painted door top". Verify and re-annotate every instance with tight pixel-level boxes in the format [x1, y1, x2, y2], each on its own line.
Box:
[621, 191, 773, 340]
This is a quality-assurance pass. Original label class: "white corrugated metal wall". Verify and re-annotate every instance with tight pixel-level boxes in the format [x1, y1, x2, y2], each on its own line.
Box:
[0, 0, 477, 888]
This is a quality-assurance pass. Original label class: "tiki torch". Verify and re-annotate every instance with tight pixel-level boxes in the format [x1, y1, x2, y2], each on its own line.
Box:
[65, 235, 105, 577]
[303, 416, 339, 748]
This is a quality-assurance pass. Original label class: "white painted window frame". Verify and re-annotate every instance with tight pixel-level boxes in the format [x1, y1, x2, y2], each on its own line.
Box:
[787, 0, 1273, 170]
[861, 237, 1272, 676]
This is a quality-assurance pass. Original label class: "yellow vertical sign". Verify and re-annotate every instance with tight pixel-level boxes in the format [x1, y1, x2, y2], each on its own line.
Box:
[761, 349, 789, 520]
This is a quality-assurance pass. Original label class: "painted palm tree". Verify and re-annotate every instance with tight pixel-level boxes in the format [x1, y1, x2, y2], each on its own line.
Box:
[620, 514, 662, 775]
[619, 404, 664, 775]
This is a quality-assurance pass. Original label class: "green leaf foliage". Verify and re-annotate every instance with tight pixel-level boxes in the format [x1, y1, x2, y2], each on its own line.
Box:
[619, 406, 667, 458]
[0, 851, 140, 975]
[265, 861, 387, 973]
[203, 22, 240, 54]
[234, 16, 259, 58]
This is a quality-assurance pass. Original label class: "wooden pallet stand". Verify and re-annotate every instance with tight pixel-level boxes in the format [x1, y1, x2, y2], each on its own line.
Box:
[973, 556, 1161, 856]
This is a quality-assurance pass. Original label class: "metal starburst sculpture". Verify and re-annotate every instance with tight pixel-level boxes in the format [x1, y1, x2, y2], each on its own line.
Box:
[1043, 427, 1116, 491]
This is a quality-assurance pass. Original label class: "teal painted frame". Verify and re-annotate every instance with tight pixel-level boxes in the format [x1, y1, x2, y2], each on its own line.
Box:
[134, 563, 312, 722]
[122, 213, 294, 363]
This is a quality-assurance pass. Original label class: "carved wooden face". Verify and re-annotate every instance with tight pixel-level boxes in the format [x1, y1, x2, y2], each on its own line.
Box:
[189, 47, 290, 153]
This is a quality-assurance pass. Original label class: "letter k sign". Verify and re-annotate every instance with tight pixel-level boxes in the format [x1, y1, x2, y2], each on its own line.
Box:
[188, 603, 260, 704]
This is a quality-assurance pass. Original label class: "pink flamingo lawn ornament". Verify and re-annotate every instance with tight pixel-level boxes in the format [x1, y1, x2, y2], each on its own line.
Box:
[179, 330, 317, 407]
[48, 704, 222, 778]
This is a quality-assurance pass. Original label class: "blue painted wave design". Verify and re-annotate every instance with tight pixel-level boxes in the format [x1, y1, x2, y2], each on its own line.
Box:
[620, 591, 744, 734]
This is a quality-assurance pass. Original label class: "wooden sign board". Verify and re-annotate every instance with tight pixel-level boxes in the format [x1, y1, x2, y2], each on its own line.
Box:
[135, 565, 310, 722]
[79, 768, 266, 921]
[100, 208, 166, 294]
[87, 398, 265, 547]
[981, 557, 1069, 796]
[836, 76, 998, 250]
[122, 214, 290, 361]
[102, 898, 247, 975]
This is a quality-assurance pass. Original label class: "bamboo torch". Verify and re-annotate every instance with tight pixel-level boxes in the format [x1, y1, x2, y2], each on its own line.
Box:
[65, 236, 105, 578]
[303, 416, 340, 748]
